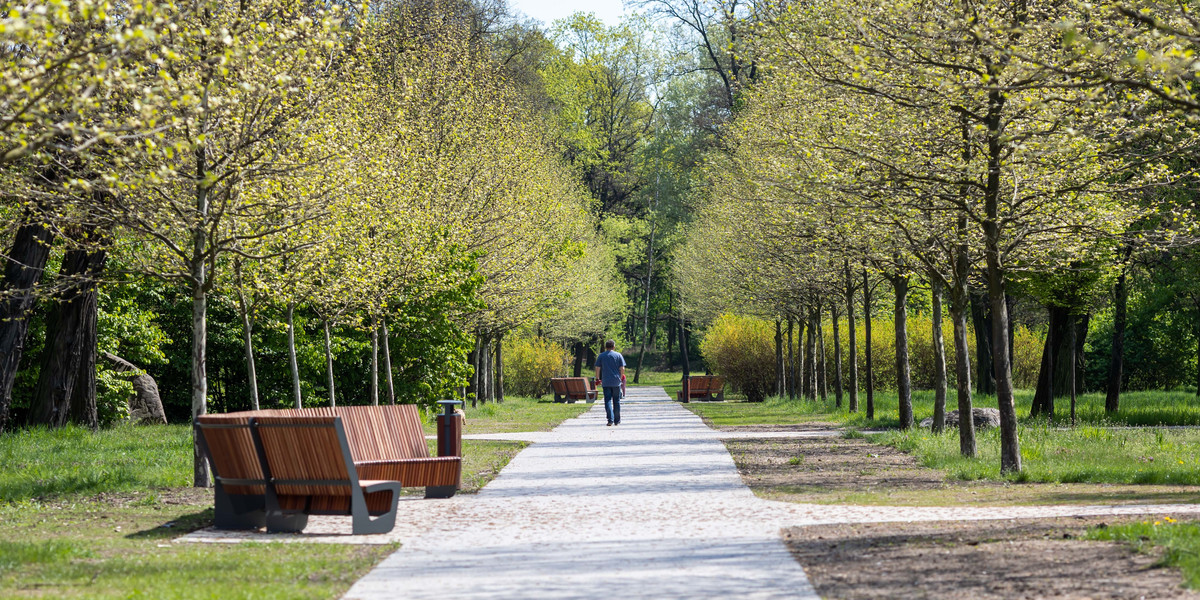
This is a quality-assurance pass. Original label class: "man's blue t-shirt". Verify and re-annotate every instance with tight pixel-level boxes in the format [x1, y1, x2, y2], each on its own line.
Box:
[596, 350, 626, 388]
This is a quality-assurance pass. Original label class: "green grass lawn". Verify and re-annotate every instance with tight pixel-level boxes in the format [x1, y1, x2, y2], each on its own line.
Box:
[687, 388, 1200, 429]
[685, 389, 1200, 487]
[451, 395, 590, 434]
[0, 398, 580, 598]
[1087, 517, 1200, 588]
[874, 425, 1200, 485]
[0, 494, 393, 599]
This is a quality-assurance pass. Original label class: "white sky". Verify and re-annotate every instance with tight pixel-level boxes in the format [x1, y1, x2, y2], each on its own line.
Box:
[508, 0, 629, 27]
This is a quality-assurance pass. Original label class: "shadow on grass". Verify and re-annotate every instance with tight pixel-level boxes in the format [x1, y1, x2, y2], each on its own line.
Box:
[126, 508, 214, 540]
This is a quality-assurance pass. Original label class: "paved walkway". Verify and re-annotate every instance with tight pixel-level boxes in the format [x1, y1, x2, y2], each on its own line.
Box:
[344, 386, 819, 599]
[340, 387, 1200, 599]
[179, 386, 1200, 597]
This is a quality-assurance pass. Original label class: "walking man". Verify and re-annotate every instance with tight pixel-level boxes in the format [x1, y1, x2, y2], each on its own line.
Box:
[595, 339, 626, 426]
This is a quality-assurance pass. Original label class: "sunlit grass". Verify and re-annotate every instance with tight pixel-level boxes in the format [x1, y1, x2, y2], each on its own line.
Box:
[1087, 517, 1200, 588]
[687, 389, 1200, 429]
[0, 498, 392, 599]
[874, 425, 1200, 485]
[0, 423, 193, 503]
[448, 394, 590, 434]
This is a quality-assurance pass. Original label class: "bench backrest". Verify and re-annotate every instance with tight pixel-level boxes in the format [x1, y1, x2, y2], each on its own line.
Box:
[195, 413, 265, 495]
[564, 377, 591, 397]
[201, 404, 431, 467]
[336, 405, 429, 462]
[252, 415, 358, 498]
[686, 375, 724, 394]
[550, 378, 570, 395]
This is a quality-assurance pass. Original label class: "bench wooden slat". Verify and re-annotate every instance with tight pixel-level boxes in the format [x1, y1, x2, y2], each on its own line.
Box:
[251, 415, 404, 534]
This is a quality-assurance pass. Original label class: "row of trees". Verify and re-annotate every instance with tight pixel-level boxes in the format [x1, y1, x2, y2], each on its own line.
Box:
[677, 0, 1200, 473]
[0, 0, 632, 486]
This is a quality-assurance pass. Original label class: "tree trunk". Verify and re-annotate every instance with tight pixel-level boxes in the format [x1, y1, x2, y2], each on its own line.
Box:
[795, 319, 806, 399]
[950, 300, 976, 457]
[953, 126, 975, 456]
[787, 318, 795, 399]
[680, 317, 690, 377]
[287, 303, 301, 409]
[191, 143, 212, 488]
[482, 333, 492, 403]
[238, 295, 259, 411]
[382, 319, 395, 404]
[191, 280, 210, 487]
[1105, 266, 1128, 413]
[846, 261, 859, 413]
[970, 291, 996, 396]
[816, 306, 828, 402]
[892, 272, 913, 429]
[30, 248, 106, 428]
[467, 335, 480, 408]
[496, 331, 504, 403]
[1070, 313, 1077, 426]
[832, 304, 844, 408]
[863, 269, 874, 420]
[573, 341, 584, 377]
[984, 102, 1021, 473]
[67, 275, 99, 430]
[0, 219, 56, 432]
[370, 320, 379, 406]
[1032, 307, 1057, 419]
[1034, 307, 1092, 416]
[323, 318, 336, 407]
[931, 278, 947, 434]
[775, 319, 784, 397]
[804, 312, 817, 400]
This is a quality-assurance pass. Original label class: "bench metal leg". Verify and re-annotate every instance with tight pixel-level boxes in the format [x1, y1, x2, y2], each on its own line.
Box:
[212, 486, 266, 530]
[354, 482, 404, 535]
[425, 485, 457, 499]
[265, 510, 309, 533]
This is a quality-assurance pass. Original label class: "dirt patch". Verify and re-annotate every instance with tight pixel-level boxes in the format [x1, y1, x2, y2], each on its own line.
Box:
[785, 516, 1200, 599]
[725, 435, 1200, 506]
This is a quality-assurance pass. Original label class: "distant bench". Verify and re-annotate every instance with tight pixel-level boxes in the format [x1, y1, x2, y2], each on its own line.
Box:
[550, 377, 597, 403]
[677, 375, 725, 402]
[195, 404, 461, 534]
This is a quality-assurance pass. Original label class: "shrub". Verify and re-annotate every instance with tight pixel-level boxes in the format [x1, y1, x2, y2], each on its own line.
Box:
[700, 313, 776, 401]
[503, 336, 569, 398]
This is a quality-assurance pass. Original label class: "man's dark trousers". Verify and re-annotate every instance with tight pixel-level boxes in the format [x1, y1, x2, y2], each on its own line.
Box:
[603, 386, 621, 425]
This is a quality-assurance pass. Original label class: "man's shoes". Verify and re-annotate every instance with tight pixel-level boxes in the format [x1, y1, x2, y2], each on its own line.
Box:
[614, 422, 620, 426]
[607, 422, 613, 426]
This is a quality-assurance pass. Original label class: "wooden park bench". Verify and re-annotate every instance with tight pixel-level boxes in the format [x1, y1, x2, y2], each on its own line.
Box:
[550, 377, 597, 403]
[253, 415, 403, 535]
[195, 404, 463, 533]
[676, 375, 725, 402]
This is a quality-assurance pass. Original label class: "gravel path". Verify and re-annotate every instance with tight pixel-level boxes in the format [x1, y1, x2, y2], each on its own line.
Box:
[343, 386, 820, 599]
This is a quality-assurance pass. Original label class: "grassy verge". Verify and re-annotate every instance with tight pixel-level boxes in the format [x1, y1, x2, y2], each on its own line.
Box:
[686, 389, 1200, 429]
[417, 394, 592, 435]
[687, 389, 1200, 488]
[449, 395, 590, 434]
[0, 493, 393, 599]
[1, 423, 193, 503]
[872, 425, 1200, 485]
[0, 399, 566, 599]
[1086, 517, 1200, 588]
